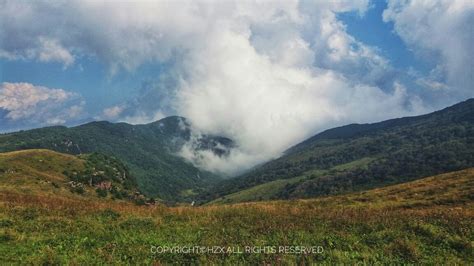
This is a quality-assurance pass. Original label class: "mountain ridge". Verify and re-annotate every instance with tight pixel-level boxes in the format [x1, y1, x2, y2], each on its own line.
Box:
[286, 98, 474, 155]
[202, 98, 474, 204]
[0, 116, 232, 202]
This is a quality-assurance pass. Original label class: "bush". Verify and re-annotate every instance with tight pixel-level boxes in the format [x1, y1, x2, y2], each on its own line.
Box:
[99, 208, 120, 221]
[134, 198, 146, 206]
[96, 188, 108, 198]
[0, 219, 13, 227]
[70, 186, 85, 194]
[111, 188, 123, 200]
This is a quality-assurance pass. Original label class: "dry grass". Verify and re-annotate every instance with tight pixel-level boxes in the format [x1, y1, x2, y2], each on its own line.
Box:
[0, 150, 473, 264]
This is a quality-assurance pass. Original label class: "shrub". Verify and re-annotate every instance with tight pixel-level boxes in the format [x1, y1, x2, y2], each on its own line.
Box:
[96, 188, 107, 198]
[111, 188, 123, 200]
[99, 208, 120, 221]
[134, 198, 146, 206]
[70, 186, 85, 194]
[0, 219, 13, 227]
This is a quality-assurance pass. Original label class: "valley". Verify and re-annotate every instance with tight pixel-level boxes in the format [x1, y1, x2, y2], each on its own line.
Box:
[0, 99, 473, 264]
[203, 98, 474, 203]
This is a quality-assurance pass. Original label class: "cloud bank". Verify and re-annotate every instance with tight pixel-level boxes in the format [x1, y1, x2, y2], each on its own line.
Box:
[1, 0, 471, 174]
[0, 82, 84, 131]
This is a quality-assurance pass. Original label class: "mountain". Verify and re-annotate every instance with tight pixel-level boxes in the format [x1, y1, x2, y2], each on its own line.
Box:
[0, 116, 233, 202]
[203, 98, 474, 203]
[0, 149, 143, 203]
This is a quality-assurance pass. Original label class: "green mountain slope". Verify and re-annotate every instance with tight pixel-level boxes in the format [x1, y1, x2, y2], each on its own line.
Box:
[0, 116, 232, 202]
[0, 149, 142, 203]
[203, 98, 474, 203]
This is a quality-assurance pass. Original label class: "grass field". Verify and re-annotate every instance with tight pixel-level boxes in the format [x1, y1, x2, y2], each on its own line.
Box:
[0, 150, 473, 264]
[210, 157, 376, 204]
[209, 175, 308, 204]
[0, 150, 86, 197]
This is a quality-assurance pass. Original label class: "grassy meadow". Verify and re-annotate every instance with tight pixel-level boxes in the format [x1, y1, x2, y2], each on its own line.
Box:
[0, 150, 472, 264]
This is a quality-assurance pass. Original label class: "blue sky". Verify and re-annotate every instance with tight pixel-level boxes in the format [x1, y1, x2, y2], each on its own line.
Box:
[0, 0, 473, 172]
[339, 1, 424, 71]
[1, 54, 163, 115]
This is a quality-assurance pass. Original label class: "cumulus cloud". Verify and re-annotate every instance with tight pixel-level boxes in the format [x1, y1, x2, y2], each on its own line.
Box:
[383, 0, 474, 101]
[0, 0, 436, 174]
[98, 105, 124, 121]
[121, 111, 166, 125]
[177, 38, 424, 173]
[0, 82, 84, 131]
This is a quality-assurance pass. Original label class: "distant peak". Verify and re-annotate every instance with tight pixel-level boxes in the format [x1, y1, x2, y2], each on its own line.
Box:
[85, 120, 112, 125]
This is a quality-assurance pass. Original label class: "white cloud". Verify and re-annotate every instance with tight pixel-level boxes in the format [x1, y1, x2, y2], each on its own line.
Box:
[176, 32, 424, 173]
[0, 82, 84, 129]
[98, 105, 124, 121]
[416, 77, 449, 91]
[120, 111, 166, 125]
[0, 0, 431, 173]
[0, 33, 74, 67]
[37, 37, 75, 67]
[97, 103, 166, 124]
[383, 0, 474, 100]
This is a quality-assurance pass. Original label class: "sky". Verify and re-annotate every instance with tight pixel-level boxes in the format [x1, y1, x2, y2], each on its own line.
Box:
[1, 0, 473, 175]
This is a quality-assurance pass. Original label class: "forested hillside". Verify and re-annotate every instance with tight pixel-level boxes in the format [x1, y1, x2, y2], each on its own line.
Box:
[204, 99, 474, 203]
[0, 116, 232, 202]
